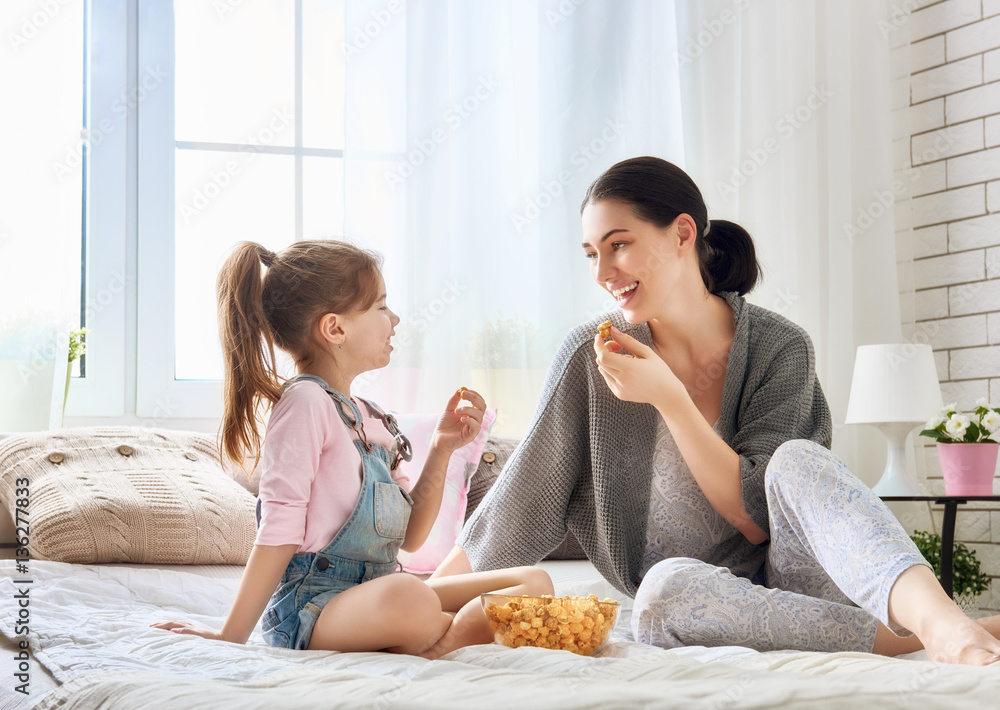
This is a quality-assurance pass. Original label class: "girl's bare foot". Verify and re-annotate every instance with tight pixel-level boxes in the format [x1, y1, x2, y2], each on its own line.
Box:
[419, 599, 497, 660]
[417, 612, 457, 660]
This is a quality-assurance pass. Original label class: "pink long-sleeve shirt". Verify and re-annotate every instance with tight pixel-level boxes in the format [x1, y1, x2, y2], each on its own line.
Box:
[255, 381, 411, 552]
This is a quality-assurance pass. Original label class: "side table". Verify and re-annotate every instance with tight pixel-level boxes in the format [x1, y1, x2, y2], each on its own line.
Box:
[881, 496, 1000, 598]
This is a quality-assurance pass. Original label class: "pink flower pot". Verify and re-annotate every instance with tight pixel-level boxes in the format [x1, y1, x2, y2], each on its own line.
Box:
[938, 443, 1000, 496]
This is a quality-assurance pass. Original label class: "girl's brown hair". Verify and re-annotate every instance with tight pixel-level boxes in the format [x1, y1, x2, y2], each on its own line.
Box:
[216, 240, 383, 468]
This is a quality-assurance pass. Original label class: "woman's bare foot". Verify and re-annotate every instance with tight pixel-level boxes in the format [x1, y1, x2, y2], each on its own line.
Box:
[919, 610, 1000, 665]
[977, 614, 1000, 639]
[888, 566, 1000, 665]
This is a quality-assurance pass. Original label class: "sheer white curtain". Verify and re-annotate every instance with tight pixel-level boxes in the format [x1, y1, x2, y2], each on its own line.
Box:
[0, 1, 83, 431]
[674, 0, 901, 476]
[344, 0, 684, 435]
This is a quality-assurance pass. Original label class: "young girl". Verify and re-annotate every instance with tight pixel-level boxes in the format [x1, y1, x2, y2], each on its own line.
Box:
[152, 240, 552, 658]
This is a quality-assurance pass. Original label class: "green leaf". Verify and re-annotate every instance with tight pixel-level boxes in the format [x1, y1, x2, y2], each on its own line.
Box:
[910, 531, 991, 595]
[918, 429, 949, 441]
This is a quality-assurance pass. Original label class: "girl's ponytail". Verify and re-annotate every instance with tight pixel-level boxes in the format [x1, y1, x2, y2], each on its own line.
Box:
[696, 220, 761, 296]
[216, 242, 284, 470]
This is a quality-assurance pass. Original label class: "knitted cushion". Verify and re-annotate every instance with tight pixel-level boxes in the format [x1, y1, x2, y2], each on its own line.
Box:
[467, 436, 587, 561]
[0, 427, 255, 564]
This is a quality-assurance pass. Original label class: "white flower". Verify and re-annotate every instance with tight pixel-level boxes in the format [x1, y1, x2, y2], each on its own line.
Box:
[983, 410, 1000, 434]
[945, 413, 971, 439]
[976, 397, 989, 408]
[925, 415, 946, 430]
[942, 403, 957, 416]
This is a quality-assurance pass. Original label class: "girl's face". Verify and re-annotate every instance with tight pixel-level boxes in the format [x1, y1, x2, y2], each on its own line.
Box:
[343, 273, 400, 370]
[581, 199, 688, 324]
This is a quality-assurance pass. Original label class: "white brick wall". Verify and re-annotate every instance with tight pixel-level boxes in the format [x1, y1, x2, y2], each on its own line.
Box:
[989, 313, 1000, 343]
[910, 0, 981, 41]
[988, 115, 1000, 146]
[910, 99, 945, 132]
[949, 212, 1000, 250]
[989, 180, 1000, 210]
[912, 184, 985, 226]
[904, 1, 1000, 612]
[915, 313, 988, 349]
[914, 224, 948, 257]
[913, 249, 984, 288]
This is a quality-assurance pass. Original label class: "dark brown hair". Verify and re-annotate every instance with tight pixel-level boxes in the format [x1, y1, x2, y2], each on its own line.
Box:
[216, 240, 383, 468]
[581, 156, 761, 295]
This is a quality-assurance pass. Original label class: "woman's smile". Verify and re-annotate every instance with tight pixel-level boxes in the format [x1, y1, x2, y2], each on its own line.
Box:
[611, 281, 639, 305]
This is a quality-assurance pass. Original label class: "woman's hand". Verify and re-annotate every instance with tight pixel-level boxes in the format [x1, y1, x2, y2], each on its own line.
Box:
[149, 619, 224, 642]
[431, 387, 487, 454]
[594, 327, 686, 412]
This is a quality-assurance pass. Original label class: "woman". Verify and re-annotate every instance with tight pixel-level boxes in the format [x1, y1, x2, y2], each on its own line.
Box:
[438, 156, 1000, 665]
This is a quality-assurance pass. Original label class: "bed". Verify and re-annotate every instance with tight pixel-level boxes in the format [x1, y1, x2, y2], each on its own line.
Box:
[5, 558, 1000, 710]
[3, 428, 1000, 709]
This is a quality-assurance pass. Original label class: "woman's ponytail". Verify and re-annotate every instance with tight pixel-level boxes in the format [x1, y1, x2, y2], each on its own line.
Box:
[216, 242, 284, 470]
[696, 220, 762, 296]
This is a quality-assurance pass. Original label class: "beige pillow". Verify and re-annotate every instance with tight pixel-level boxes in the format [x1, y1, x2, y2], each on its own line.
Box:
[0, 427, 255, 564]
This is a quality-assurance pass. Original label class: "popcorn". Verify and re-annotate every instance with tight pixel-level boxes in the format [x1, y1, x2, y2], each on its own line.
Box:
[482, 594, 618, 656]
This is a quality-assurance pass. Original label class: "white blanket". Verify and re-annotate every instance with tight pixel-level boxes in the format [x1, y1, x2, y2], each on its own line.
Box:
[2, 560, 998, 709]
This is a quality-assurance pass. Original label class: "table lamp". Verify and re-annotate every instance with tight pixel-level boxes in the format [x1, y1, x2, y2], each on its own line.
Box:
[845, 343, 943, 496]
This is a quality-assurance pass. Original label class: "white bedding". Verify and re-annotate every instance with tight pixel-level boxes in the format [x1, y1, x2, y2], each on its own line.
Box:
[3, 559, 999, 709]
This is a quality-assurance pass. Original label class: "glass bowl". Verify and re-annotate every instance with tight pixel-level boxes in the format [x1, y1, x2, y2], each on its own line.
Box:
[480, 593, 619, 656]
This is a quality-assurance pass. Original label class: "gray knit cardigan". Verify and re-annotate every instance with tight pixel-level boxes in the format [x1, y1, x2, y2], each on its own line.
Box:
[459, 291, 833, 598]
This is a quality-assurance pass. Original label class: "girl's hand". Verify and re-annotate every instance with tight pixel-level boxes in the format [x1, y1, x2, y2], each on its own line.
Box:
[149, 619, 224, 641]
[594, 327, 686, 412]
[431, 387, 486, 454]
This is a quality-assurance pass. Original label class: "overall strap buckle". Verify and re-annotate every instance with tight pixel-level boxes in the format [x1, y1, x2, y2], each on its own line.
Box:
[355, 396, 413, 470]
[285, 374, 373, 451]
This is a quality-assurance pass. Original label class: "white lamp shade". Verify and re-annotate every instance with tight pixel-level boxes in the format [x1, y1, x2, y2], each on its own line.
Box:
[845, 344, 943, 424]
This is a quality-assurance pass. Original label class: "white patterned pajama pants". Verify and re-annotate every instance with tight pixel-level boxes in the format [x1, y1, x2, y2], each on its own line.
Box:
[631, 439, 930, 653]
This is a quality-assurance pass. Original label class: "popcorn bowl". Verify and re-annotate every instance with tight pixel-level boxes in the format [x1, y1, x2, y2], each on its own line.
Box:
[481, 593, 619, 656]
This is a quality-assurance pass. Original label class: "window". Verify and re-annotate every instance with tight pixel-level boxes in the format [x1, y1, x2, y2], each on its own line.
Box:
[171, 0, 346, 381]
[136, 0, 397, 417]
[1, 0, 130, 424]
[65, 0, 677, 431]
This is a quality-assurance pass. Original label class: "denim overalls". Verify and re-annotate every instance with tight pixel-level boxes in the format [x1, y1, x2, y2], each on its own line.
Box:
[260, 375, 414, 650]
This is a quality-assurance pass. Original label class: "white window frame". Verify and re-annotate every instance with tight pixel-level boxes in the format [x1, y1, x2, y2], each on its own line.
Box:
[65, 0, 130, 419]
[135, 0, 323, 419]
[134, 0, 215, 419]
[79, 1, 395, 423]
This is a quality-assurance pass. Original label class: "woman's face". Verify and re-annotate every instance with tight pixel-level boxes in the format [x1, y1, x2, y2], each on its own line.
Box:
[581, 199, 688, 324]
